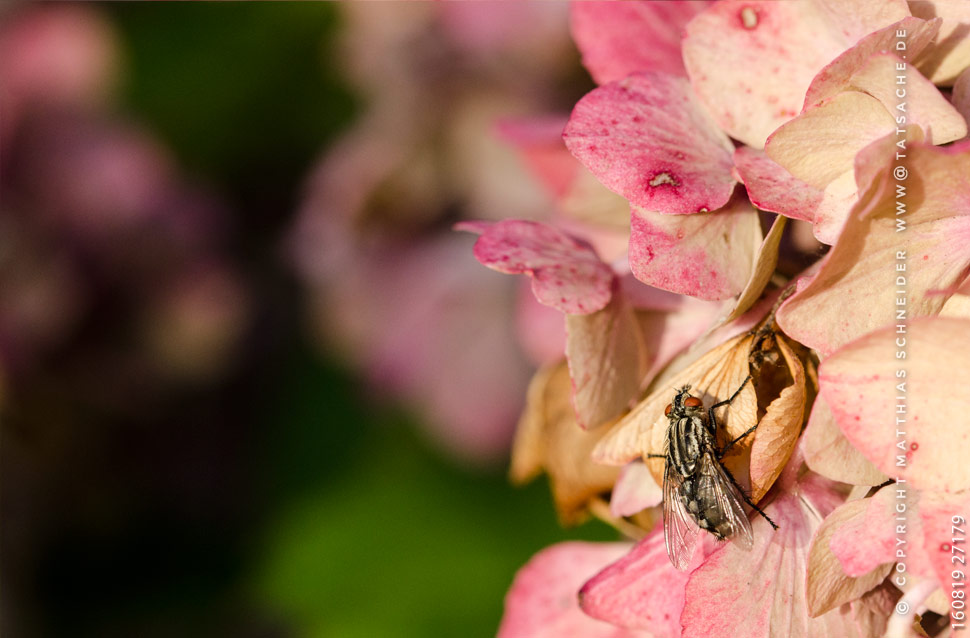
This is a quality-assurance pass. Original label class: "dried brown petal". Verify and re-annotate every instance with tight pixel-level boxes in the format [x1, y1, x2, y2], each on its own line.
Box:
[511, 362, 620, 524]
[747, 335, 806, 501]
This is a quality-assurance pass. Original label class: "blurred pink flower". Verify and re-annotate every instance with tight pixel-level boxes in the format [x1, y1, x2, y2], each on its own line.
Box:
[288, 3, 580, 463]
[0, 4, 249, 389]
[0, 4, 118, 139]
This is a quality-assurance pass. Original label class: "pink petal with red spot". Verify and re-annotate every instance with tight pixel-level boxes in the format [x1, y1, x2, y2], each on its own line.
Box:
[498, 542, 648, 638]
[683, 0, 910, 148]
[629, 193, 762, 301]
[463, 219, 615, 314]
[579, 526, 694, 634]
[563, 72, 736, 215]
[570, 1, 711, 84]
[682, 475, 887, 638]
[820, 317, 970, 492]
[609, 461, 662, 518]
[919, 491, 970, 605]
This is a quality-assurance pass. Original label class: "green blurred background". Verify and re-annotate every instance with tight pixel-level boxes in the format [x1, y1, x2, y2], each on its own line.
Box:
[1, 4, 613, 637]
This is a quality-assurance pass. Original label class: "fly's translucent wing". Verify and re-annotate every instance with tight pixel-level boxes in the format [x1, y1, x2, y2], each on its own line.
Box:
[700, 451, 754, 550]
[662, 461, 701, 571]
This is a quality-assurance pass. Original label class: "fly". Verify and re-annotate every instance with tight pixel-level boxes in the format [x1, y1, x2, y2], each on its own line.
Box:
[652, 376, 778, 570]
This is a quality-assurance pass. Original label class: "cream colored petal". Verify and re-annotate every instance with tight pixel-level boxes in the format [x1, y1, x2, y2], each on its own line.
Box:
[777, 140, 970, 357]
[766, 91, 896, 191]
[802, 395, 889, 486]
[910, 0, 970, 86]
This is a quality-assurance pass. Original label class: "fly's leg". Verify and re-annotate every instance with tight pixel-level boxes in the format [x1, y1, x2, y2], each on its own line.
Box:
[706, 374, 778, 530]
[718, 461, 779, 530]
[720, 422, 759, 457]
[707, 374, 752, 440]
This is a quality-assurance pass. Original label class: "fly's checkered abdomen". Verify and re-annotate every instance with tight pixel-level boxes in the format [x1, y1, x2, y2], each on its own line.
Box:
[668, 416, 706, 476]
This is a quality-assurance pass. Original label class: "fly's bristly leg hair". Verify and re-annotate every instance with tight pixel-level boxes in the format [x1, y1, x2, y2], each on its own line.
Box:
[717, 459, 779, 530]
[705, 374, 779, 530]
[707, 374, 752, 433]
[719, 422, 759, 457]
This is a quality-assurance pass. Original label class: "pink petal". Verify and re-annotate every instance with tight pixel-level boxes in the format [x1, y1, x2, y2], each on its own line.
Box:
[807, 497, 893, 617]
[495, 116, 579, 200]
[515, 280, 567, 366]
[829, 487, 896, 578]
[499, 542, 647, 638]
[628, 193, 762, 300]
[777, 140, 970, 357]
[829, 487, 940, 584]
[609, 461, 662, 518]
[496, 117, 633, 235]
[635, 295, 726, 386]
[732, 147, 817, 223]
[733, 146, 857, 245]
[910, 0, 970, 86]
[579, 527, 695, 634]
[563, 72, 736, 215]
[682, 475, 885, 638]
[683, 0, 910, 148]
[464, 219, 615, 314]
[919, 491, 970, 605]
[565, 293, 648, 429]
[570, 1, 711, 84]
[357, 234, 530, 462]
[820, 317, 970, 492]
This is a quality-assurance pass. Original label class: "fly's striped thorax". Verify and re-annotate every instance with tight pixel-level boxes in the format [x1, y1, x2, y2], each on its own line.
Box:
[667, 415, 710, 477]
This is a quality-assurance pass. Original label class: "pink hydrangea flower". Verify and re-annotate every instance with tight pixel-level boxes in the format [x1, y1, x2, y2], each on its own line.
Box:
[459, 2, 970, 637]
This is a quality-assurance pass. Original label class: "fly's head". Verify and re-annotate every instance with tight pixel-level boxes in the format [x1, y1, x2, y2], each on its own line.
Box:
[664, 385, 704, 423]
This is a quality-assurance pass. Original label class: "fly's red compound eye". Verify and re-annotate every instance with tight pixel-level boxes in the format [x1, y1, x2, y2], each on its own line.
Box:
[664, 403, 672, 417]
[684, 397, 703, 408]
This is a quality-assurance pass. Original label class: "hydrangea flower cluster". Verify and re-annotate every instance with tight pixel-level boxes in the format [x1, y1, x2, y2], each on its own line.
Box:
[460, 2, 970, 636]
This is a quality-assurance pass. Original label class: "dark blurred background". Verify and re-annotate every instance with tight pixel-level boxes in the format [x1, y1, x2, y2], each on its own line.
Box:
[0, 4, 614, 637]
